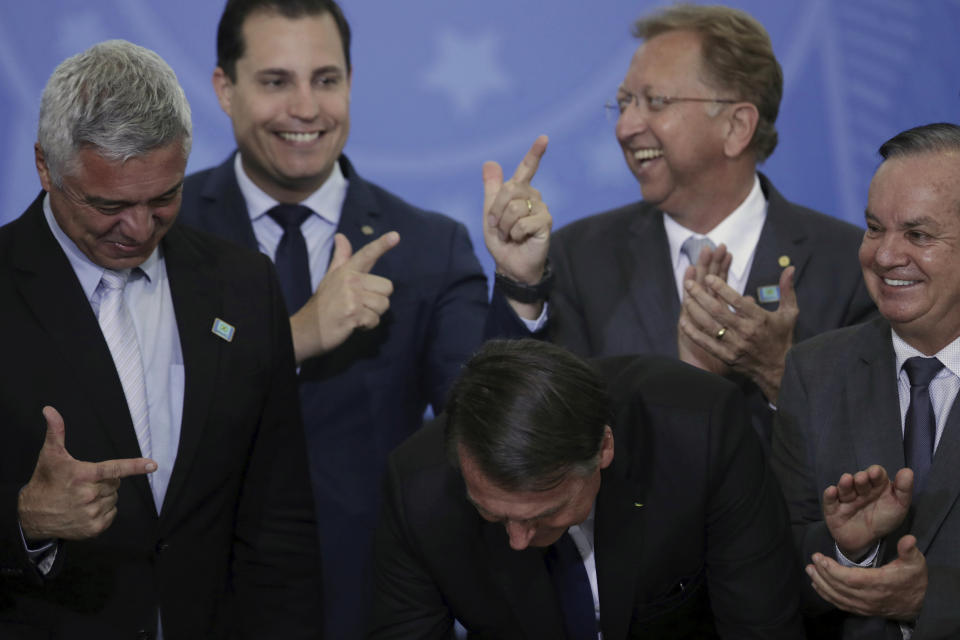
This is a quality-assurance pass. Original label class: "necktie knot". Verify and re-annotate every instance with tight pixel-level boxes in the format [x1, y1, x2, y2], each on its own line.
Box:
[903, 356, 943, 388]
[267, 204, 312, 231]
[99, 269, 131, 291]
[680, 235, 716, 264]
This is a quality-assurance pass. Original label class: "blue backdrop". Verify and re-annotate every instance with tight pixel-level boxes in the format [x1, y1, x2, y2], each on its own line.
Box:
[2, 0, 959, 277]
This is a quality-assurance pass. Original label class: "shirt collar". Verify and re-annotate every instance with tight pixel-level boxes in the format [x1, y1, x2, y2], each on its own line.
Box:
[891, 329, 960, 380]
[233, 152, 346, 227]
[568, 503, 596, 553]
[43, 192, 158, 301]
[663, 174, 767, 281]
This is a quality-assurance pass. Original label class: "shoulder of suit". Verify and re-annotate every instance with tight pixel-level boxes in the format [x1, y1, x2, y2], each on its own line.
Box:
[596, 353, 740, 411]
[166, 222, 270, 272]
[765, 181, 865, 248]
[387, 416, 448, 476]
[354, 175, 468, 235]
[789, 319, 881, 368]
[554, 201, 651, 244]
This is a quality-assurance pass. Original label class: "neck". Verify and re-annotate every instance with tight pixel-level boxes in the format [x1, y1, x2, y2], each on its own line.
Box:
[664, 164, 756, 234]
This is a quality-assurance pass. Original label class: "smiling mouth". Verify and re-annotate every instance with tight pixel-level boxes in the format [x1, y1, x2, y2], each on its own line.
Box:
[883, 277, 918, 287]
[277, 131, 322, 143]
[633, 148, 663, 165]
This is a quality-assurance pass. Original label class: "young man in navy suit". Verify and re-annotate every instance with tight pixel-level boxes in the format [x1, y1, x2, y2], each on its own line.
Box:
[178, 1, 552, 636]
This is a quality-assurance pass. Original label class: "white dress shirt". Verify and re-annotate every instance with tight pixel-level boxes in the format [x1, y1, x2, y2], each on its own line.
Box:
[234, 152, 345, 288]
[663, 174, 768, 301]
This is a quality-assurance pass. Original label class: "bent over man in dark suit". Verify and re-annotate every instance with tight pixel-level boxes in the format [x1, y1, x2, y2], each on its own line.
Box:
[773, 123, 960, 638]
[371, 339, 803, 639]
[0, 40, 321, 638]
[178, 1, 550, 636]
[538, 4, 874, 442]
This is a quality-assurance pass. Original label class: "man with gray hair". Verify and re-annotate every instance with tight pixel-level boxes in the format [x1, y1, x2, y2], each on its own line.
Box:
[0, 40, 322, 638]
[773, 122, 960, 638]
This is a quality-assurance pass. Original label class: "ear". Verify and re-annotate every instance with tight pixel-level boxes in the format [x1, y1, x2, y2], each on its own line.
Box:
[212, 67, 234, 116]
[598, 425, 615, 470]
[35, 143, 53, 192]
[722, 102, 759, 159]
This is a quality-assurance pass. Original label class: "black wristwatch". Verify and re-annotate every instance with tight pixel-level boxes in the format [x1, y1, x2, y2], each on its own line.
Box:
[494, 260, 554, 304]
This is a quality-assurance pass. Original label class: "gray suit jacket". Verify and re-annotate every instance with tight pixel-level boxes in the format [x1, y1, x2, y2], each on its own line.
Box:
[773, 317, 960, 639]
[547, 174, 875, 441]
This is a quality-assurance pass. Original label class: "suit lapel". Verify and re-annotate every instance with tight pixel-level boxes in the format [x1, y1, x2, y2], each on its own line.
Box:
[197, 154, 260, 251]
[848, 319, 904, 477]
[624, 209, 682, 357]
[11, 197, 155, 510]
[335, 156, 386, 270]
[156, 225, 223, 518]
[594, 467, 646, 640]
[480, 521, 566, 639]
[743, 175, 812, 312]
[910, 381, 960, 553]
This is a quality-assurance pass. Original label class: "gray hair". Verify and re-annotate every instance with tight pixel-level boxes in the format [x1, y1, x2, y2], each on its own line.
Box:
[879, 123, 960, 161]
[37, 39, 192, 186]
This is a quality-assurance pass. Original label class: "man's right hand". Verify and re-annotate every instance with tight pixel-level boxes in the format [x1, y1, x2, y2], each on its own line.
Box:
[823, 464, 913, 560]
[17, 406, 157, 541]
[678, 243, 732, 376]
[290, 231, 399, 364]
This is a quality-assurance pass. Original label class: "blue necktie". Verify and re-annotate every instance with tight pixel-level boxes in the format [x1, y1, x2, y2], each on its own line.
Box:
[267, 204, 313, 314]
[903, 356, 943, 490]
[544, 531, 598, 640]
[680, 235, 716, 265]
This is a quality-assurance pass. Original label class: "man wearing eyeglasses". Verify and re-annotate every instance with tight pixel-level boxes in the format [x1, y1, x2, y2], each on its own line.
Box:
[540, 4, 874, 443]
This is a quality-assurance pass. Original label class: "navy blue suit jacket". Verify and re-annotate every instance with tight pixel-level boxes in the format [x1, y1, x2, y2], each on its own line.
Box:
[180, 154, 515, 639]
[547, 174, 876, 441]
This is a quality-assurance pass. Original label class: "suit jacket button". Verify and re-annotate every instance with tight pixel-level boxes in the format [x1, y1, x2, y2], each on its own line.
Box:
[155, 540, 169, 554]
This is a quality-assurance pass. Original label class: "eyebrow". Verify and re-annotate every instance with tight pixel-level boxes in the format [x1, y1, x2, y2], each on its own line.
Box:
[83, 181, 183, 208]
[255, 65, 344, 78]
[464, 492, 568, 523]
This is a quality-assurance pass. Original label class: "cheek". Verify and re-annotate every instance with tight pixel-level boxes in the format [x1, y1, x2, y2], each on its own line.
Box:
[857, 241, 872, 268]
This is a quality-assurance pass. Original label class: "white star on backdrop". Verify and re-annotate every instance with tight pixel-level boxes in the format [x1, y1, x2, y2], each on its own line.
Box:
[422, 27, 511, 115]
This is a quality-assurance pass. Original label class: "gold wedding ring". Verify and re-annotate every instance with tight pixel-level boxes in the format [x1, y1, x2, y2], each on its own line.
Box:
[716, 327, 727, 340]
[525, 199, 533, 213]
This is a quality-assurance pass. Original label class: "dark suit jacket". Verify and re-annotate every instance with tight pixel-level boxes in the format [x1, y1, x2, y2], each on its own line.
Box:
[773, 317, 960, 639]
[371, 355, 804, 639]
[547, 174, 876, 441]
[0, 195, 322, 639]
[179, 154, 513, 639]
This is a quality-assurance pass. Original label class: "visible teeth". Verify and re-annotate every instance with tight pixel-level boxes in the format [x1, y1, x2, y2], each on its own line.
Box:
[634, 148, 663, 161]
[279, 131, 320, 142]
[884, 278, 916, 286]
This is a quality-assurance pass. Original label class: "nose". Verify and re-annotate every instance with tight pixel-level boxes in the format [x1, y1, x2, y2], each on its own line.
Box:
[504, 520, 537, 551]
[288, 83, 320, 121]
[119, 205, 156, 243]
[870, 232, 909, 269]
[615, 102, 648, 145]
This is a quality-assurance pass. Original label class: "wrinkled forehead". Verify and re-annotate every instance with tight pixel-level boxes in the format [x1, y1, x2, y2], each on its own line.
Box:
[869, 152, 960, 220]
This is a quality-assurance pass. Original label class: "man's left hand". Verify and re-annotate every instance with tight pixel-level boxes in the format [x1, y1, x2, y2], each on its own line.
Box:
[807, 534, 927, 621]
[678, 265, 798, 404]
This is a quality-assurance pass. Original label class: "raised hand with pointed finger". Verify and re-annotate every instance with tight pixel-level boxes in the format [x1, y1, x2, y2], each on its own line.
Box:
[482, 135, 552, 287]
[289, 230, 400, 363]
[17, 406, 158, 541]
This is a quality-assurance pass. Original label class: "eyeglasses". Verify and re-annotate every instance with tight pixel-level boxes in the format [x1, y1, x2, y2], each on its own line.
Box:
[604, 88, 738, 120]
